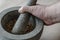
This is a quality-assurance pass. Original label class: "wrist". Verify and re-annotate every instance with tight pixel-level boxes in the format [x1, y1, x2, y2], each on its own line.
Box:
[44, 5, 60, 25]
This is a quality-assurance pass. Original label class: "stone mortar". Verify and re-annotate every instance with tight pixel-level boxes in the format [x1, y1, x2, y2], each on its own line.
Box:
[0, 6, 44, 40]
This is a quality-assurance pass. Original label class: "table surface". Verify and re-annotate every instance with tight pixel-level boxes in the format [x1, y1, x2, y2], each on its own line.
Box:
[0, 0, 60, 40]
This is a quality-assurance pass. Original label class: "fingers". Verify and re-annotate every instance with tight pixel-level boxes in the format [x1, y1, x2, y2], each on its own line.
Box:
[18, 6, 33, 14]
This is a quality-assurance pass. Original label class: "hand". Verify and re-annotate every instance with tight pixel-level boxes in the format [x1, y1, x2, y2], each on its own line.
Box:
[18, 3, 60, 25]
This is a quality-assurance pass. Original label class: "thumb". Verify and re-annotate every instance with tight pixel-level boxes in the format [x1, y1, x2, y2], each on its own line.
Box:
[18, 6, 33, 14]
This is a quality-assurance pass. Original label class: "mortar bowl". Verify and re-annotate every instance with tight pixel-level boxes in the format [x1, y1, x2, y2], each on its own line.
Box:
[0, 6, 44, 39]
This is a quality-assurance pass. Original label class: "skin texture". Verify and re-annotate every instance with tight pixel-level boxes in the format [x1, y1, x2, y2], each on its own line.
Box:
[18, 2, 60, 25]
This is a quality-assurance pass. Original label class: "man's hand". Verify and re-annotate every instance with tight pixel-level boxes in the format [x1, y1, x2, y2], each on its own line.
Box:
[18, 3, 60, 25]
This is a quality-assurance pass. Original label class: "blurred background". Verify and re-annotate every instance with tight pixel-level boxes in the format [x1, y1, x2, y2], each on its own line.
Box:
[0, 0, 60, 40]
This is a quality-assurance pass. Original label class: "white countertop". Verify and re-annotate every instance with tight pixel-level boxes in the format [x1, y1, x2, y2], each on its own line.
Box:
[0, 0, 60, 40]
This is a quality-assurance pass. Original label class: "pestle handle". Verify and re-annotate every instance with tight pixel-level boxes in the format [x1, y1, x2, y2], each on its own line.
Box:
[27, 0, 37, 5]
[11, 0, 37, 34]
